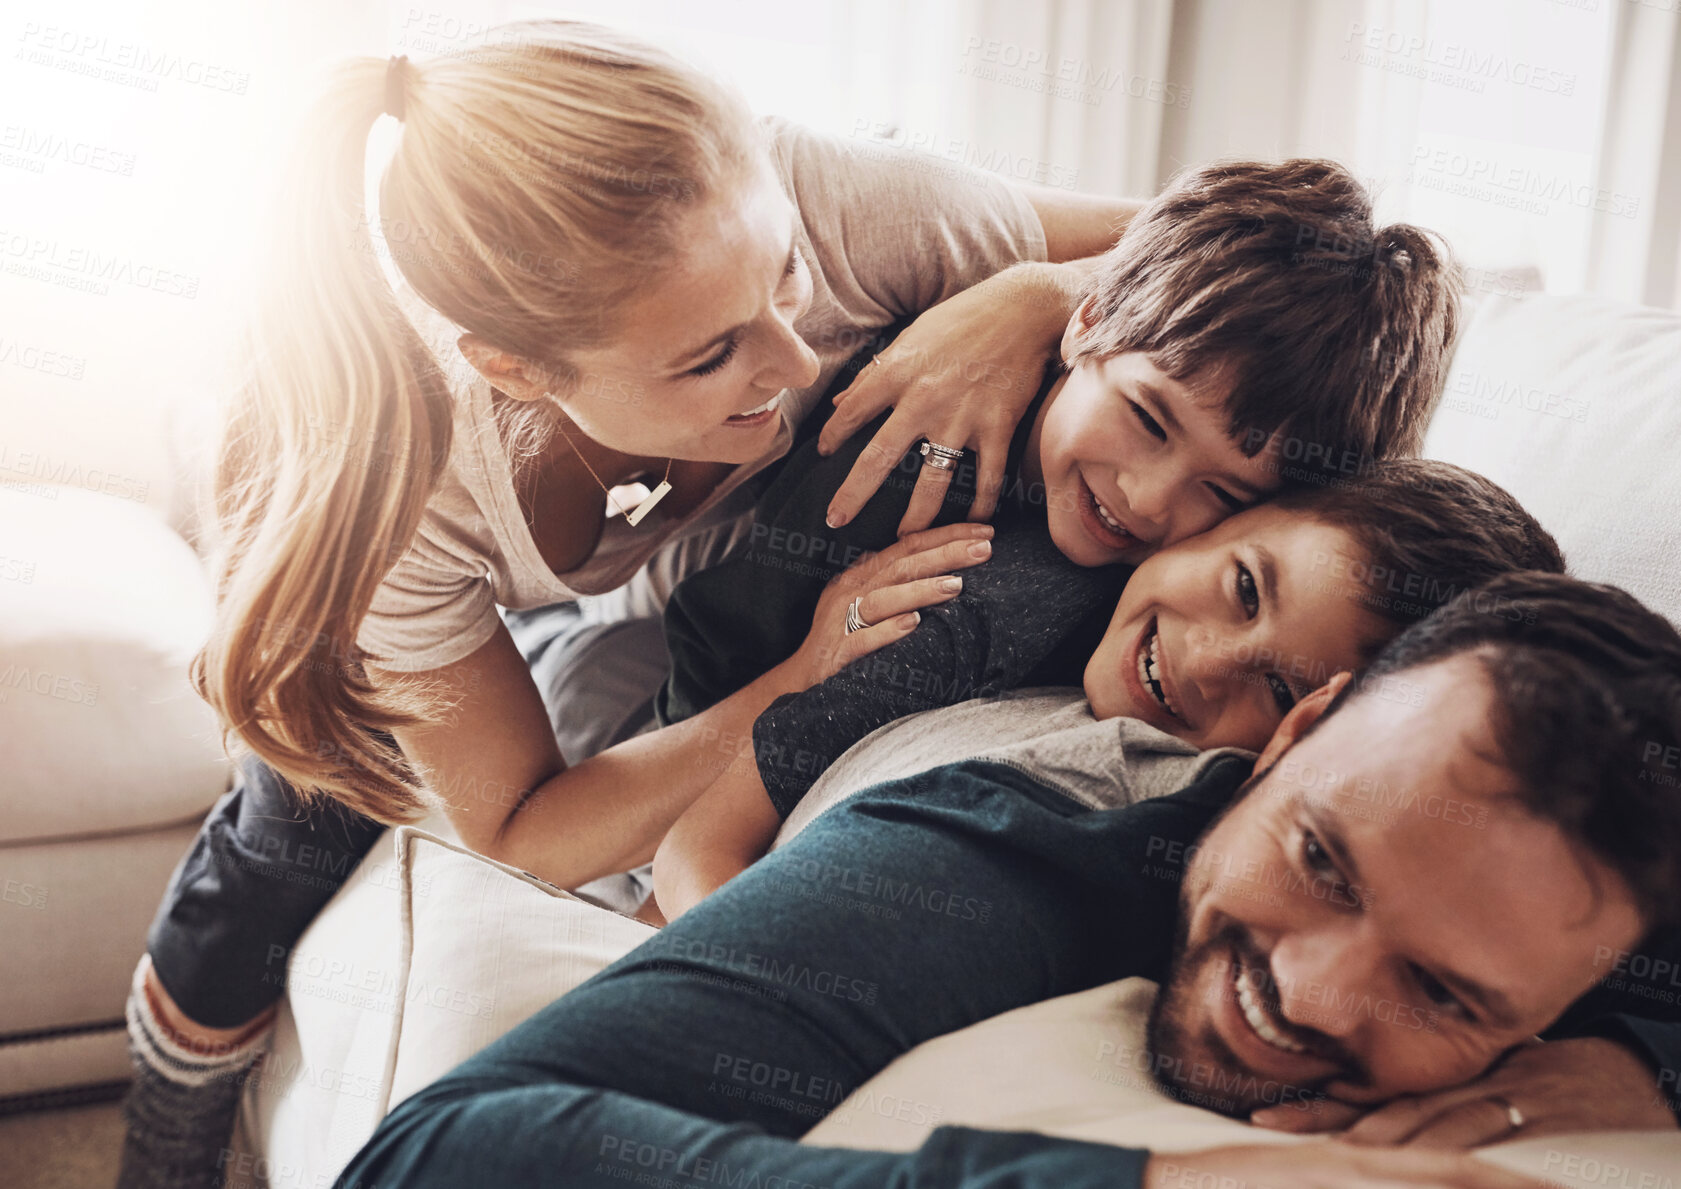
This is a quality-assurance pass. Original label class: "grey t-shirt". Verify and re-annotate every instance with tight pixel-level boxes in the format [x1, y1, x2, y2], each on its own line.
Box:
[772, 689, 1256, 850]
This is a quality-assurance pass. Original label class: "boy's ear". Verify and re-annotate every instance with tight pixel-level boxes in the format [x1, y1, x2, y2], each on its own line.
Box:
[457, 334, 549, 402]
[1252, 670, 1354, 774]
[1060, 295, 1103, 363]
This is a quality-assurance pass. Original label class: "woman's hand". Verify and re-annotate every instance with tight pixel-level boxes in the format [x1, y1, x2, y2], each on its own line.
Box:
[777, 521, 994, 692]
[818, 261, 1088, 535]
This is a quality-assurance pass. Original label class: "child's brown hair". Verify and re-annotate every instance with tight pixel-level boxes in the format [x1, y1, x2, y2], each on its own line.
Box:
[1277, 457, 1564, 664]
[1069, 159, 1461, 480]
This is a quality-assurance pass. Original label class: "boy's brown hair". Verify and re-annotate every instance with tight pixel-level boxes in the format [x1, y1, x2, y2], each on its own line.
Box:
[1069, 159, 1461, 478]
[1275, 458, 1564, 664]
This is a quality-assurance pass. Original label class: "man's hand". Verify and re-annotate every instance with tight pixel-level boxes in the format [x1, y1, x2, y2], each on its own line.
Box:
[1250, 1037, 1678, 1148]
[1144, 1141, 1546, 1188]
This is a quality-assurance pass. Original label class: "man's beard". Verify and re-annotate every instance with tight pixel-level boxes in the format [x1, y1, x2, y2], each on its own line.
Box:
[1145, 919, 1356, 1119]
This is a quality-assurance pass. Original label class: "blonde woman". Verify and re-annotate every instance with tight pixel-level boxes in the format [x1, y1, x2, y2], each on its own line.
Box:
[120, 21, 1145, 1187]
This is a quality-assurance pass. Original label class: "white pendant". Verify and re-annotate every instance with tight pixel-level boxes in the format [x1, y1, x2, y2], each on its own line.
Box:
[624, 479, 672, 526]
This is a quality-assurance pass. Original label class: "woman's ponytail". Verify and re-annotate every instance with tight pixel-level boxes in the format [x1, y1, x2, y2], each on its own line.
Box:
[196, 23, 759, 823]
[193, 58, 453, 822]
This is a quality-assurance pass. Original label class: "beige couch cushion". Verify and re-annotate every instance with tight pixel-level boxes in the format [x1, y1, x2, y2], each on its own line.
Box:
[1424, 292, 1681, 624]
[0, 486, 228, 842]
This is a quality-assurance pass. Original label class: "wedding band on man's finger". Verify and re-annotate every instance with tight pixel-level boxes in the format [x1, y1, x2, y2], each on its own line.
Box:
[1486, 1095, 1526, 1132]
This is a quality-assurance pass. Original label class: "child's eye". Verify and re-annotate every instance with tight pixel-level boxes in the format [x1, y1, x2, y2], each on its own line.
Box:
[784, 250, 803, 279]
[1208, 484, 1245, 513]
[1235, 560, 1260, 617]
[1130, 401, 1167, 441]
[687, 338, 738, 378]
[1266, 674, 1296, 715]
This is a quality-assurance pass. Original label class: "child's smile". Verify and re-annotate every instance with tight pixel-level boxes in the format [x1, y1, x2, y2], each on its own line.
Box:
[1083, 504, 1381, 750]
[1024, 341, 1280, 571]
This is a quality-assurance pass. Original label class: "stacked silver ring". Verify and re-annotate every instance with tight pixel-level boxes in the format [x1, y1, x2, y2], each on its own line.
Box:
[844, 595, 871, 635]
[919, 440, 965, 471]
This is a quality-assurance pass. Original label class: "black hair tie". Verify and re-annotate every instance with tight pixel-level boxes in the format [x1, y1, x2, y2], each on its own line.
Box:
[384, 55, 409, 121]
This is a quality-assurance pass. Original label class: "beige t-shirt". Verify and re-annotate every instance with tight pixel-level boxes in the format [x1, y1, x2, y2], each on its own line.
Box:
[357, 118, 1047, 673]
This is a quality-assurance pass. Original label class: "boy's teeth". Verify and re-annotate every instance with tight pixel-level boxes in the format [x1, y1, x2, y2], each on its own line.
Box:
[1137, 628, 1180, 718]
[1094, 495, 1123, 532]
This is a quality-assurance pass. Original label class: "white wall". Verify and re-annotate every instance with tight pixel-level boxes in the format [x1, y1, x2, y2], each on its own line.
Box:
[1, 0, 385, 526]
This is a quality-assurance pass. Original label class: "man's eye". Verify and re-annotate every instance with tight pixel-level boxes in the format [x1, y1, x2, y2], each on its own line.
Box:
[1266, 674, 1296, 715]
[687, 338, 738, 378]
[1235, 561, 1259, 617]
[1300, 830, 1336, 874]
[1130, 401, 1167, 441]
[1412, 967, 1469, 1017]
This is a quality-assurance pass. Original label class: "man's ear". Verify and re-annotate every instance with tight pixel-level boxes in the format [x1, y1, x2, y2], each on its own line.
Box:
[1252, 670, 1354, 774]
[1059, 295, 1102, 362]
[457, 334, 549, 403]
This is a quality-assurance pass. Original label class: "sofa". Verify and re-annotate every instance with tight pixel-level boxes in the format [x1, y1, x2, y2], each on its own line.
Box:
[0, 485, 232, 1113]
[226, 288, 1681, 1186]
[6, 288, 1678, 1178]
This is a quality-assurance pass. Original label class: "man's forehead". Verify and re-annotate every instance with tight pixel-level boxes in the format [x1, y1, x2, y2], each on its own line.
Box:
[1255, 658, 1521, 869]
[1323, 656, 1499, 754]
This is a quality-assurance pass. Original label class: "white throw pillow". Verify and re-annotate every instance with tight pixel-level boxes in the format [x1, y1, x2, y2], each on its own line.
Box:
[801, 978, 1681, 1184]
[245, 825, 657, 1186]
[1425, 293, 1681, 625]
[382, 828, 658, 1111]
[243, 828, 412, 1189]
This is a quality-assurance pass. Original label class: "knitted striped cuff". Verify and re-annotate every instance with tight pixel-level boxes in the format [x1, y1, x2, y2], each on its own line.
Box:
[124, 960, 272, 1088]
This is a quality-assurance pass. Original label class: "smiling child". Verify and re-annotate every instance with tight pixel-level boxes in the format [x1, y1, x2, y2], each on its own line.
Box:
[646, 157, 1481, 917]
[652, 459, 1563, 918]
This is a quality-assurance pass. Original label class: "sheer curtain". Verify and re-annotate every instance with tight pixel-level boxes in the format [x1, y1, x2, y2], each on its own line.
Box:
[1587, 0, 1681, 309]
[826, 0, 1180, 199]
[1154, 0, 1679, 308]
[470, 0, 1676, 308]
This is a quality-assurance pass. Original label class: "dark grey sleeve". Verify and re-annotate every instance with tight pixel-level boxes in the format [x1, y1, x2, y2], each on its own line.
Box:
[752, 523, 1129, 817]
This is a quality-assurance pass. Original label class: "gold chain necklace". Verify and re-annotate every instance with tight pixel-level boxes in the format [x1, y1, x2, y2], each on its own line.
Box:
[554, 421, 673, 527]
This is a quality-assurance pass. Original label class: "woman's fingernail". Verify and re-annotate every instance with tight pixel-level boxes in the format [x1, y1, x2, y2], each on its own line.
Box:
[974, 523, 996, 537]
[826, 510, 848, 529]
[968, 540, 992, 559]
[938, 576, 963, 593]
[896, 612, 921, 630]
